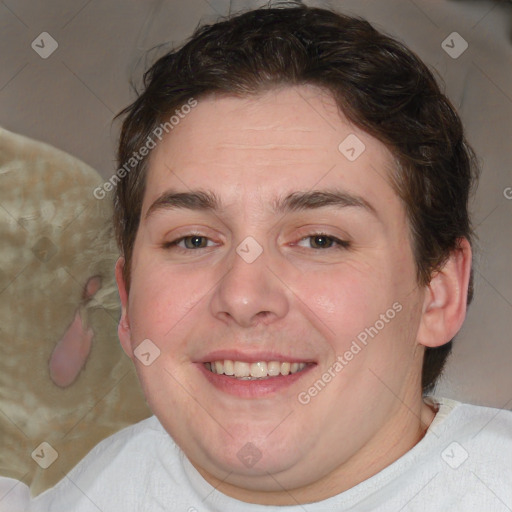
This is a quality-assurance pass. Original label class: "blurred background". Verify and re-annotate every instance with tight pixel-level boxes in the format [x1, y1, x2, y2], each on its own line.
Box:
[0, 0, 511, 407]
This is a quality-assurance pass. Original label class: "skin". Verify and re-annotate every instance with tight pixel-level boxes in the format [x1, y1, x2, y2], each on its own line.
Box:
[115, 85, 472, 505]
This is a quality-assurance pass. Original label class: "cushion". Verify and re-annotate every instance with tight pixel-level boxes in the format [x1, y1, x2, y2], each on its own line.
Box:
[0, 126, 151, 497]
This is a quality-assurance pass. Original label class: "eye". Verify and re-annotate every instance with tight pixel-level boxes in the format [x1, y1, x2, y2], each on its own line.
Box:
[296, 233, 350, 250]
[162, 234, 216, 251]
[161, 232, 350, 253]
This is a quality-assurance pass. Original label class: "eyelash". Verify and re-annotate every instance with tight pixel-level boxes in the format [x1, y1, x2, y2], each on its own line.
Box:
[162, 232, 350, 253]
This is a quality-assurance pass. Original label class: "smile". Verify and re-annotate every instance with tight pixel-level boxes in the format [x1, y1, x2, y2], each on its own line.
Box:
[205, 360, 308, 379]
[198, 353, 316, 398]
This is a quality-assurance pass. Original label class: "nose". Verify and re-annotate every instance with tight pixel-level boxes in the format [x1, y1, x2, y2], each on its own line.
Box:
[209, 236, 290, 328]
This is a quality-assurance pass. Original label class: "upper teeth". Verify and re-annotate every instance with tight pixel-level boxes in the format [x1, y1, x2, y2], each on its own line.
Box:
[207, 360, 307, 378]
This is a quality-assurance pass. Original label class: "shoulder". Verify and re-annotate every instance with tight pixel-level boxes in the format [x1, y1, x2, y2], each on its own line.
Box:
[429, 396, 512, 484]
[435, 396, 512, 443]
[70, 414, 173, 470]
[0, 476, 30, 512]
[86, 414, 168, 453]
[30, 415, 183, 511]
[356, 396, 512, 511]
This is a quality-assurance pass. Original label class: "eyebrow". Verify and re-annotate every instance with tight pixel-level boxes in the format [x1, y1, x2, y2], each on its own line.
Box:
[145, 187, 379, 220]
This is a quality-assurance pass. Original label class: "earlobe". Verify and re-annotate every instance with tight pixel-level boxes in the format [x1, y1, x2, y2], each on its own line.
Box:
[416, 238, 472, 348]
[115, 257, 134, 358]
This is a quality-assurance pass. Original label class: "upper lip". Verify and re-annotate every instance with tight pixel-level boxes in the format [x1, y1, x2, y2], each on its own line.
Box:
[196, 350, 315, 364]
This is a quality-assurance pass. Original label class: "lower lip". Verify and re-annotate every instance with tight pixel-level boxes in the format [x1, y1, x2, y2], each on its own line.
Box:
[196, 363, 316, 398]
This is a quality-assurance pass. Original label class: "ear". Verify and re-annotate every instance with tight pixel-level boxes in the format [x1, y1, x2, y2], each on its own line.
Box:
[115, 257, 134, 359]
[416, 238, 472, 348]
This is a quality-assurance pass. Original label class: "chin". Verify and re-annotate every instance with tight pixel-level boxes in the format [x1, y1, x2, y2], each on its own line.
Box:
[202, 434, 305, 479]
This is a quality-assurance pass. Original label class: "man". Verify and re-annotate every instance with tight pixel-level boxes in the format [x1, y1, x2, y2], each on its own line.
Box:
[19, 3, 512, 510]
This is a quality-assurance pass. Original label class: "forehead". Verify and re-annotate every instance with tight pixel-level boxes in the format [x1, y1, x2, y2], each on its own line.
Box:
[142, 85, 398, 218]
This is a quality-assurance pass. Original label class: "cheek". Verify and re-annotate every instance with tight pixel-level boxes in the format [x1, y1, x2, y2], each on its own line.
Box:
[304, 265, 393, 349]
[127, 261, 197, 340]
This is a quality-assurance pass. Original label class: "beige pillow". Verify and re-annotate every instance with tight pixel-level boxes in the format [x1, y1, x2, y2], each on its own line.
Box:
[0, 126, 150, 497]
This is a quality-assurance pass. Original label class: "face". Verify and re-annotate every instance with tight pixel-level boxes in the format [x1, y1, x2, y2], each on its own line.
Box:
[116, 85, 431, 501]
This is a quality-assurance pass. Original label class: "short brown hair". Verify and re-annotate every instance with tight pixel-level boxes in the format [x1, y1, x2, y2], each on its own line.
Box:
[113, 5, 479, 393]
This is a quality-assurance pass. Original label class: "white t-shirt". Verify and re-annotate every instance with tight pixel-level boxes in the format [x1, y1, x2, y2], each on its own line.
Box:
[2, 396, 512, 511]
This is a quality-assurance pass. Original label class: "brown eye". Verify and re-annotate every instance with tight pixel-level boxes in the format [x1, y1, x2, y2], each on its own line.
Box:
[182, 235, 208, 249]
[162, 234, 215, 251]
[310, 235, 334, 249]
[297, 233, 350, 250]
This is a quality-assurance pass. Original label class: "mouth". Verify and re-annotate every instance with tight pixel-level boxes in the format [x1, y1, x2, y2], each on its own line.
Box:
[204, 360, 309, 380]
[198, 357, 316, 398]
